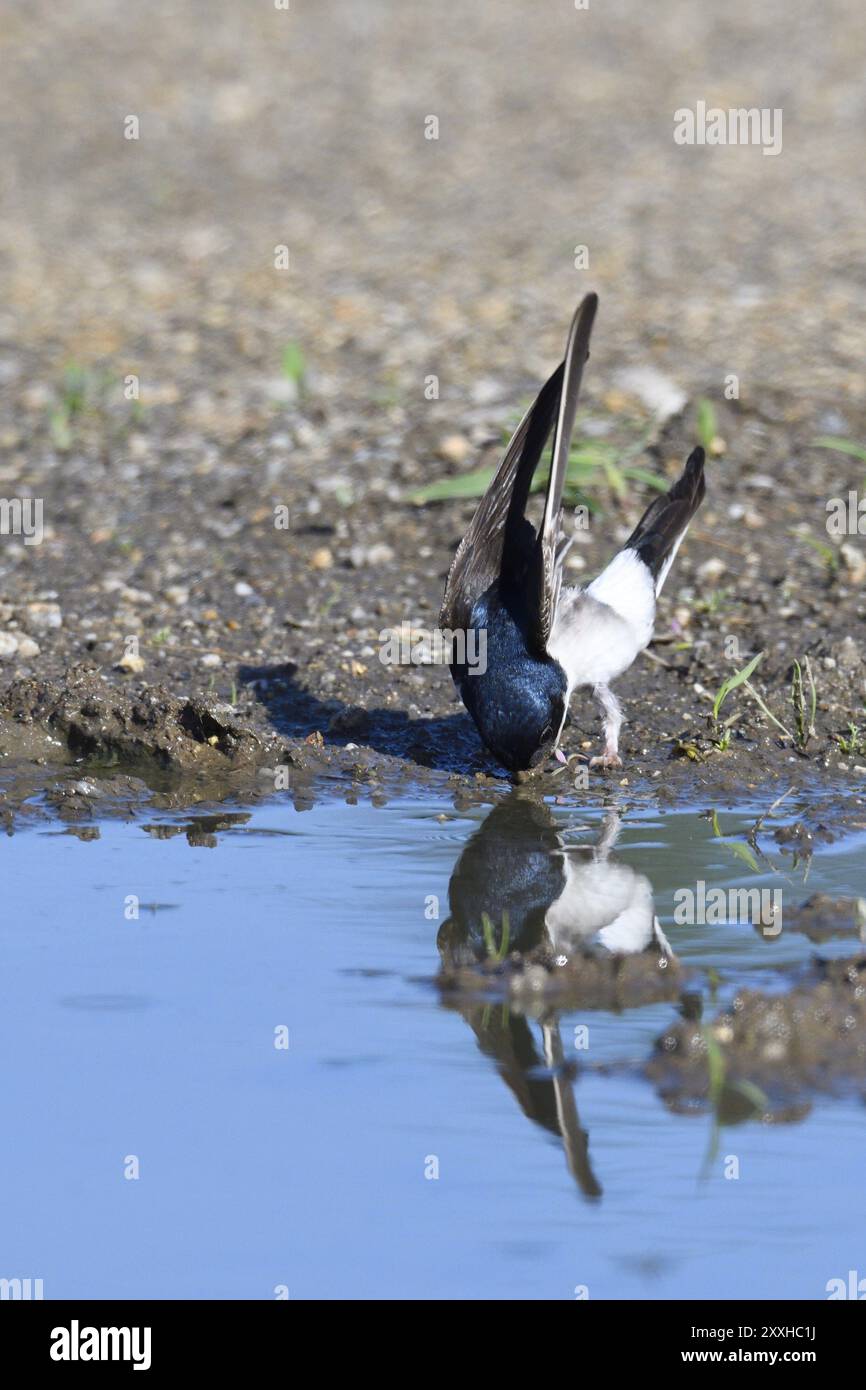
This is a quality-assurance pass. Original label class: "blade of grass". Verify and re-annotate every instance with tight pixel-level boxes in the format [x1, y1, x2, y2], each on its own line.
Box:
[743, 679, 794, 742]
[794, 529, 840, 576]
[724, 840, 760, 873]
[812, 436, 866, 463]
[713, 651, 764, 720]
[696, 399, 717, 452]
[410, 467, 497, 504]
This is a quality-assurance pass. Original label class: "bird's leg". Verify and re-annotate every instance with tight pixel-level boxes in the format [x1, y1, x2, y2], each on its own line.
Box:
[593, 807, 622, 861]
[589, 684, 623, 768]
[652, 915, 676, 962]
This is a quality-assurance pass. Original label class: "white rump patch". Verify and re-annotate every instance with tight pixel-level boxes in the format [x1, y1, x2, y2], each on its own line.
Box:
[548, 549, 656, 692]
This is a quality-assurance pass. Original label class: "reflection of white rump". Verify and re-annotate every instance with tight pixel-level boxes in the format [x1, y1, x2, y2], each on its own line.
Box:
[546, 857, 659, 956]
[545, 808, 672, 960]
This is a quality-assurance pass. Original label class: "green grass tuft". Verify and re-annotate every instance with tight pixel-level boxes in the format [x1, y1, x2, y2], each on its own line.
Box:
[411, 417, 668, 512]
[696, 398, 717, 452]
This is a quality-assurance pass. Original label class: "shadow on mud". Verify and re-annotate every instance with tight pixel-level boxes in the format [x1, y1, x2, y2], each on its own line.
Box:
[238, 660, 495, 775]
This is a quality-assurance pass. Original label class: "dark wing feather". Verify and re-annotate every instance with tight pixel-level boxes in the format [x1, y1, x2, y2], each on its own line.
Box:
[528, 293, 598, 651]
[439, 359, 565, 631]
[623, 445, 706, 586]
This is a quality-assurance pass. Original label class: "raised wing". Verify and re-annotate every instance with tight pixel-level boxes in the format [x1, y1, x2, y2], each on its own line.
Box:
[439, 359, 565, 632]
[529, 292, 598, 651]
[439, 293, 599, 645]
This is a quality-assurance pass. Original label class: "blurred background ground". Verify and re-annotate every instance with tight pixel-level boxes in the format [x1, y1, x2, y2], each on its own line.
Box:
[1, 0, 866, 792]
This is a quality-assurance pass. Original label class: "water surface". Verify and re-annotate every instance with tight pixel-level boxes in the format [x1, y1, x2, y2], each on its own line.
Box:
[1, 788, 864, 1299]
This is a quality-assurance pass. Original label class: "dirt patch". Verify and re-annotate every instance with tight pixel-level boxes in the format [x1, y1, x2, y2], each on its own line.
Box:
[438, 937, 684, 1012]
[2, 0, 865, 1280]
[648, 952, 866, 1113]
[2, 392, 866, 816]
[0, 666, 270, 771]
[436, 945, 686, 1011]
[784, 894, 866, 943]
[3, 2, 866, 815]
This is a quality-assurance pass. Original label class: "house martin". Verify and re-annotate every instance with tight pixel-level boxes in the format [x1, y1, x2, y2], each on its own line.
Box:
[440, 293, 705, 771]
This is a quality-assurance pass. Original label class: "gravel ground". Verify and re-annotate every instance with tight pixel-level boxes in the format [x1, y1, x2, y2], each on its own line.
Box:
[2, 0, 866, 810]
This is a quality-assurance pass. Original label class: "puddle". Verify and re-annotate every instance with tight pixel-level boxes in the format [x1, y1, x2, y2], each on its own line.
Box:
[1, 786, 864, 1299]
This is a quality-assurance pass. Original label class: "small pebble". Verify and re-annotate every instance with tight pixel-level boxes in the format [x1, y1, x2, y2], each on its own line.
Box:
[25, 601, 62, 630]
[697, 557, 726, 582]
[436, 434, 471, 466]
[116, 652, 145, 673]
[840, 544, 866, 584]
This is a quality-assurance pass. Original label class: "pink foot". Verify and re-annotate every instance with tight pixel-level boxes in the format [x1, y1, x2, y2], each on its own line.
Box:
[590, 750, 623, 770]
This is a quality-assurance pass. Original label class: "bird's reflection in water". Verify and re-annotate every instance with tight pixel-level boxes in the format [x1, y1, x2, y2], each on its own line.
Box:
[437, 795, 673, 1200]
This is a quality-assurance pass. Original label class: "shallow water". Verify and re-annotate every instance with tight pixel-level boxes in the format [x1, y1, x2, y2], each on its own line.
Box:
[1, 787, 864, 1300]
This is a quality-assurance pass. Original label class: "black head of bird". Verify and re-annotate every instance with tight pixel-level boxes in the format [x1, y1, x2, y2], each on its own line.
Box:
[439, 293, 705, 773]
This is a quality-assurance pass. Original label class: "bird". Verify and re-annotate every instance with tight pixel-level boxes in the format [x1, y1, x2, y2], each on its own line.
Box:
[439, 293, 705, 772]
[436, 794, 674, 1199]
[437, 795, 672, 969]
[541, 806, 674, 961]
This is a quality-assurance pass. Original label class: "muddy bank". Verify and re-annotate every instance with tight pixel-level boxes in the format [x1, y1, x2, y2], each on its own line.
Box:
[2, 395, 866, 805]
[2, 654, 866, 831]
[3, 375, 866, 817]
[438, 937, 685, 1012]
[437, 933, 866, 1121]
[648, 952, 866, 1115]
[3, 1, 866, 813]
[436, 870, 866, 1118]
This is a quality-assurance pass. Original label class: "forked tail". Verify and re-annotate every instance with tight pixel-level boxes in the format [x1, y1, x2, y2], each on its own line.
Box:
[623, 446, 706, 594]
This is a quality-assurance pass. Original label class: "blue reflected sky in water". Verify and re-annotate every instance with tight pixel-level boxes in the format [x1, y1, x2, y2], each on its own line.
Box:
[0, 795, 864, 1299]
